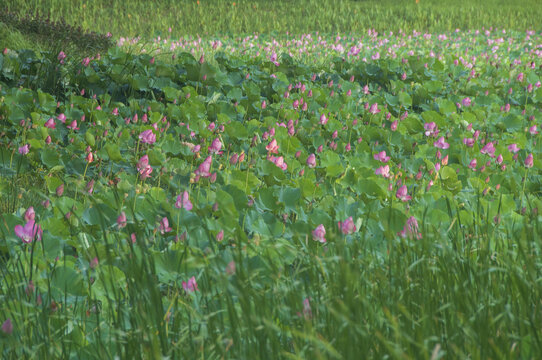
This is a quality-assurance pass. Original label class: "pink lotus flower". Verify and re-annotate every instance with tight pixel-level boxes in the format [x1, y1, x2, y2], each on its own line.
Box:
[67, 120, 79, 130]
[269, 155, 287, 170]
[57, 51, 66, 63]
[396, 185, 412, 202]
[137, 155, 153, 179]
[57, 113, 66, 123]
[159, 217, 172, 234]
[216, 230, 224, 242]
[302, 298, 312, 319]
[112, 108, 119, 116]
[375, 165, 390, 178]
[261, 100, 267, 109]
[82, 57, 90, 67]
[266, 139, 279, 154]
[468, 159, 477, 170]
[86, 179, 95, 194]
[209, 138, 222, 154]
[525, 153, 534, 168]
[398, 216, 422, 239]
[374, 151, 390, 163]
[18, 144, 29, 155]
[306, 153, 316, 168]
[15, 220, 42, 243]
[339, 216, 356, 235]
[175, 191, 193, 211]
[369, 103, 381, 115]
[463, 138, 475, 147]
[139, 129, 156, 144]
[390, 120, 398, 131]
[195, 156, 212, 178]
[462, 97, 472, 107]
[528, 125, 538, 135]
[182, 276, 198, 293]
[117, 212, 127, 229]
[226, 261, 236, 275]
[56, 184, 64, 196]
[44, 118, 56, 129]
[319, 113, 328, 125]
[1, 319, 13, 335]
[312, 224, 326, 243]
[508, 143, 520, 153]
[480, 142, 496, 157]
[24, 207, 35, 222]
[434, 137, 449, 150]
[496, 154, 503, 164]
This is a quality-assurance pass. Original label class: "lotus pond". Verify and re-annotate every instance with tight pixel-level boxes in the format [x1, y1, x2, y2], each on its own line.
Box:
[0, 29, 541, 359]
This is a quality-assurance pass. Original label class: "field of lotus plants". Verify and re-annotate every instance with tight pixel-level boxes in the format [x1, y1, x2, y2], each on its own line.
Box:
[1, 27, 541, 358]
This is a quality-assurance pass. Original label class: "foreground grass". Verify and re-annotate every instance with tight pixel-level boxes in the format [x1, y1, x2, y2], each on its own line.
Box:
[3, 0, 542, 38]
[2, 220, 541, 358]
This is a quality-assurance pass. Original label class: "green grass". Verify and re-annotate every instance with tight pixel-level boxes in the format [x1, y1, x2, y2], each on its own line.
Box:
[0, 22, 44, 53]
[3, 0, 542, 38]
[2, 217, 541, 358]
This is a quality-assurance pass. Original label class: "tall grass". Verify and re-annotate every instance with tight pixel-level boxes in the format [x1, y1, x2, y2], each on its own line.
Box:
[3, 0, 542, 38]
[1, 202, 540, 358]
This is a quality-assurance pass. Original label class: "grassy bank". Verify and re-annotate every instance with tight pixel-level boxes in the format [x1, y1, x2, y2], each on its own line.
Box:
[3, 0, 542, 38]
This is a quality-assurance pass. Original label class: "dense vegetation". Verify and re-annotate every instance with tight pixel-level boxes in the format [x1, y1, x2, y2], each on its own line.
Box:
[1, 1, 541, 359]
